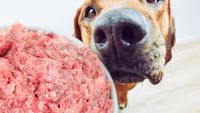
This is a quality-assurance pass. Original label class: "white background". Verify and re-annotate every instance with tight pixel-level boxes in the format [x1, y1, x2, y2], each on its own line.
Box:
[0, 0, 200, 43]
[172, 0, 200, 42]
[0, 0, 83, 37]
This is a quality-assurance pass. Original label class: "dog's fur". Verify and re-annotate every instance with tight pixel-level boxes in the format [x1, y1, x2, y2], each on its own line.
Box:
[74, 0, 175, 108]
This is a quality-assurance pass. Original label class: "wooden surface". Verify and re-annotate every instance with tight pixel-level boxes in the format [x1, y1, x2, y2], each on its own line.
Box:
[120, 40, 200, 113]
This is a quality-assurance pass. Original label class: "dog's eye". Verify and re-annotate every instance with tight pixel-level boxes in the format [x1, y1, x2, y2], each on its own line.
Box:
[85, 6, 96, 19]
[147, 0, 161, 4]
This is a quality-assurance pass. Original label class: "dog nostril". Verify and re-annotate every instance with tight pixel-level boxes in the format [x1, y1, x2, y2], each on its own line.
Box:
[94, 29, 107, 48]
[120, 26, 146, 46]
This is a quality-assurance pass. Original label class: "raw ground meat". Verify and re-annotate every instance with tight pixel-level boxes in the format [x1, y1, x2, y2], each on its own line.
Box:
[0, 24, 113, 113]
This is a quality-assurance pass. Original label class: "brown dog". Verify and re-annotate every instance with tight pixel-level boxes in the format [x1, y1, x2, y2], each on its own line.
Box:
[74, 0, 175, 109]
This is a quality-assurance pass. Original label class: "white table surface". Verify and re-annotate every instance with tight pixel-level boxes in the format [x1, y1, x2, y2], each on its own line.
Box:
[120, 40, 200, 113]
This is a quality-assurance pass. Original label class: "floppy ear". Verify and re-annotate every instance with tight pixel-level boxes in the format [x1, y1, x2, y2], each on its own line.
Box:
[74, 8, 82, 41]
[165, 17, 176, 64]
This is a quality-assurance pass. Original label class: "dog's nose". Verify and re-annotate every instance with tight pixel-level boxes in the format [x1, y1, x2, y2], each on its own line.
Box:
[93, 8, 149, 49]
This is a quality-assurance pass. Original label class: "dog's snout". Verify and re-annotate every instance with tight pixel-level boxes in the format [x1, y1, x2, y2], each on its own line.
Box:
[93, 8, 149, 50]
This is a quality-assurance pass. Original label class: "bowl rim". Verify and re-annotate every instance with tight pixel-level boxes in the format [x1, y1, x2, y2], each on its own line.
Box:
[67, 36, 119, 113]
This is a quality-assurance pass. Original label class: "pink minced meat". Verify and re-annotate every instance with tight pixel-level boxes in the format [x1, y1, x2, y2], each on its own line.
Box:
[0, 24, 113, 113]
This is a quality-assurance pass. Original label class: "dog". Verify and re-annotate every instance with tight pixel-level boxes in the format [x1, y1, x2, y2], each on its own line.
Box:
[74, 0, 175, 109]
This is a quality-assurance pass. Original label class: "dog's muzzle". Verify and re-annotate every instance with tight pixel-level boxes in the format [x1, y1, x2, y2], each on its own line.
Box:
[92, 8, 166, 84]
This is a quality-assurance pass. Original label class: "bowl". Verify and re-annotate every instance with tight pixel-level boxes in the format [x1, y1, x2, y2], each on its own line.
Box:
[0, 26, 119, 113]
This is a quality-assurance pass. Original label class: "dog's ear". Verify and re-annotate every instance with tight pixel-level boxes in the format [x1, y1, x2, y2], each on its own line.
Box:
[74, 8, 82, 41]
[165, 17, 176, 64]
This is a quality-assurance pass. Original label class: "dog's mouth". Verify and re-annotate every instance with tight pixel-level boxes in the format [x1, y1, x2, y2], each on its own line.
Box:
[111, 71, 146, 83]
[109, 68, 163, 85]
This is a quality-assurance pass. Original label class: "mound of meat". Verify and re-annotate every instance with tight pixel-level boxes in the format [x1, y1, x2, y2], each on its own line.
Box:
[0, 24, 113, 113]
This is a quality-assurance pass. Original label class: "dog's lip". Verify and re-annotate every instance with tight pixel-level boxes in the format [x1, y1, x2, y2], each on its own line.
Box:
[110, 70, 163, 84]
[110, 71, 146, 83]
[146, 71, 163, 85]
